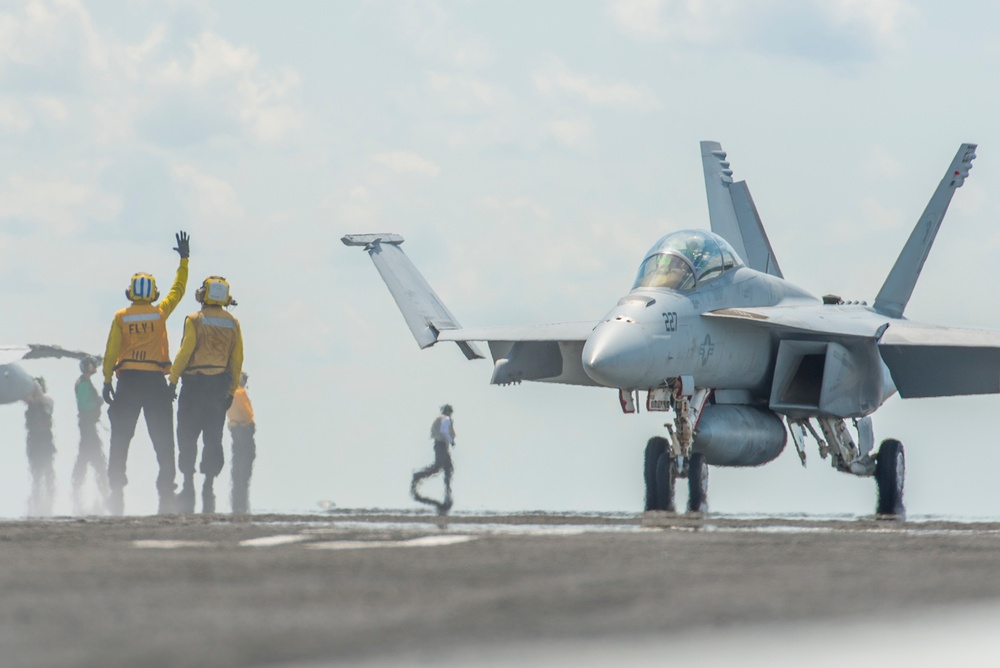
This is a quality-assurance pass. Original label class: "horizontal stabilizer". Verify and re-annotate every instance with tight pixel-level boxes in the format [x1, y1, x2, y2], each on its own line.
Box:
[342, 234, 484, 360]
[873, 143, 977, 318]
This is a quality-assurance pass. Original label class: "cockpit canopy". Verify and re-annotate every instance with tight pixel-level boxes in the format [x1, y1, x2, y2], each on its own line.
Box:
[632, 229, 743, 291]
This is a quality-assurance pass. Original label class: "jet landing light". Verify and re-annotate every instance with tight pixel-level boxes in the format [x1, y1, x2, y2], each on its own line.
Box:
[582, 321, 653, 388]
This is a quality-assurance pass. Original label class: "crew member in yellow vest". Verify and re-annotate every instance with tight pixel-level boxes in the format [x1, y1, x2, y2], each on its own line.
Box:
[102, 231, 190, 516]
[169, 276, 244, 514]
[227, 371, 256, 514]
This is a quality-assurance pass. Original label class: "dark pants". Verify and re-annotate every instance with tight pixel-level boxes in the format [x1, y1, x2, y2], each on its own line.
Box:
[26, 427, 56, 516]
[177, 374, 230, 479]
[229, 424, 256, 513]
[108, 370, 176, 496]
[413, 440, 453, 493]
[72, 417, 109, 498]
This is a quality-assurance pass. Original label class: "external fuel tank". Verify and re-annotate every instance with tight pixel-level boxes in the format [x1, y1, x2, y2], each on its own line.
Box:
[692, 404, 787, 467]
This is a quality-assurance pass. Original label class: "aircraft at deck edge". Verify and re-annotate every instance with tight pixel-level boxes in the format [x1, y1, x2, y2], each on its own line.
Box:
[1, 344, 99, 405]
[343, 140, 989, 517]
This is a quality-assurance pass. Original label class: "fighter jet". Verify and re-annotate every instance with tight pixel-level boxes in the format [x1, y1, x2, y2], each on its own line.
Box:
[1, 344, 97, 405]
[344, 141, 986, 517]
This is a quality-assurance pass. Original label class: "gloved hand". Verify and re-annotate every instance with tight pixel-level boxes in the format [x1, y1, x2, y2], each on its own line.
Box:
[173, 231, 190, 259]
[102, 382, 115, 405]
[168, 382, 177, 401]
[224, 394, 234, 410]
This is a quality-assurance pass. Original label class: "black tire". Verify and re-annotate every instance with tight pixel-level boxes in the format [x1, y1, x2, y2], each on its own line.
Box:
[687, 452, 709, 514]
[654, 452, 676, 512]
[644, 437, 668, 511]
[875, 439, 905, 517]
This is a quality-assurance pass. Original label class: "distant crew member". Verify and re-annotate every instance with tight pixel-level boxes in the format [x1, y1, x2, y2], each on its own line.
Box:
[25, 377, 56, 517]
[411, 404, 456, 514]
[169, 276, 243, 514]
[227, 371, 256, 514]
[103, 231, 190, 515]
[72, 356, 110, 514]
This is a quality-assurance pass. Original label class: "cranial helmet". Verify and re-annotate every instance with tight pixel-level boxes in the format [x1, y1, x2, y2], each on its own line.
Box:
[195, 276, 233, 306]
[126, 273, 159, 303]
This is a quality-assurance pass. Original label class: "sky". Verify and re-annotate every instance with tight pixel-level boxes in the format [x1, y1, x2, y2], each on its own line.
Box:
[2, 0, 1000, 518]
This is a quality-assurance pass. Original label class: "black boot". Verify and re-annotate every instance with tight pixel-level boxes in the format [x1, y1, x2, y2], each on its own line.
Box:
[202, 477, 216, 514]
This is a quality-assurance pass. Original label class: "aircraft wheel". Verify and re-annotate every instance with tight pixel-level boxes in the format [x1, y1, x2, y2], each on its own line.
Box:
[687, 452, 709, 514]
[644, 437, 668, 511]
[875, 439, 905, 518]
[654, 452, 676, 512]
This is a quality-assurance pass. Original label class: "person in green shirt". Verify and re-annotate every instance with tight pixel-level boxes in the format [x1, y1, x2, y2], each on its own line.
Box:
[72, 356, 110, 514]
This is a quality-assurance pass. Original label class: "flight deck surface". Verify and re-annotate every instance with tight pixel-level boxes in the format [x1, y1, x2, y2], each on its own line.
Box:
[2, 510, 999, 666]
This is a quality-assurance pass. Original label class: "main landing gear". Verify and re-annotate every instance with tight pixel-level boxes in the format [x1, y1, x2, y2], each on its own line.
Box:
[875, 439, 905, 517]
[787, 416, 906, 519]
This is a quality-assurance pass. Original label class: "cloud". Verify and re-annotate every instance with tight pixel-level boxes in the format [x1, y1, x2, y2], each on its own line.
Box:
[0, 98, 32, 132]
[373, 151, 441, 177]
[425, 70, 507, 114]
[363, 0, 494, 70]
[534, 60, 661, 112]
[172, 163, 243, 220]
[607, 0, 912, 66]
[0, 173, 121, 235]
[0, 3, 302, 147]
[547, 119, 593, 149]
[153, 32, 302, 144]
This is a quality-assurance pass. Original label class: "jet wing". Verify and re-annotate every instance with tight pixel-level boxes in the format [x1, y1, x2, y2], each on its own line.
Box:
[436, 321, 597, 343]
[342, 234, 484, 360]
[1, 344, 95, 365]
[439, 322, 600, 386]
[877, 322, 1000, 398]
[344, 233, 598, 385]
[0, 345, 31, 365]
[707, 307, 1000, 399]
[704, 305, 884, 339]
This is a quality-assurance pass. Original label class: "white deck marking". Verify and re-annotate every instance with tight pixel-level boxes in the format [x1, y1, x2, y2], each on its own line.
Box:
[132, 540, 214, 549]
[307, 534, 477, 550]
[239, 534, 311, 547]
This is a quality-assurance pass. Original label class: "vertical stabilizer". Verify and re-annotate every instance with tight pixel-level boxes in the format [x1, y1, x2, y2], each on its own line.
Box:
[873, 143, 977, 319]
[701, 141, 748, 262]
[701, 141, 782, 277]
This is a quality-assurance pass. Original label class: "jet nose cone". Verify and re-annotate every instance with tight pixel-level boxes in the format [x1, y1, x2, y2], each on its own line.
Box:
[582, 322, 653, 388]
